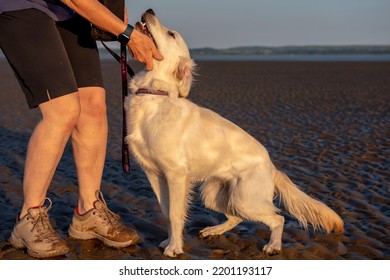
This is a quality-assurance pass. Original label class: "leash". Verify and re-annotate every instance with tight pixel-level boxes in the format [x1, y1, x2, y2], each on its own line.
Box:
[101, 41, 134, 173]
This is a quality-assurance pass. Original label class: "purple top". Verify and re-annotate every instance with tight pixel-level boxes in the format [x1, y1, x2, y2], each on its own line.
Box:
[0, 0, 74, 21]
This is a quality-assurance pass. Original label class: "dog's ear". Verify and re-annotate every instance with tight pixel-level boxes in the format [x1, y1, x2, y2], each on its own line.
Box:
[175, 56, 195, 98]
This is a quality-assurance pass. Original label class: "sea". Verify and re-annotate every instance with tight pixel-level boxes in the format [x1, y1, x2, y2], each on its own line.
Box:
[96, 47, 390, 61]
[190, 55, 390, 62]
[1, 48, 390, 62]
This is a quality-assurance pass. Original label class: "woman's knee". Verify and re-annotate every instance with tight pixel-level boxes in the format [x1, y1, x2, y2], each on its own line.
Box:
[39, 92, 81, 130]
[78, 87, 107, 119]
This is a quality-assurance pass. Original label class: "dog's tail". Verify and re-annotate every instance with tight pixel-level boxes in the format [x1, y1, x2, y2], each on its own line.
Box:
[274, 169, 344, 234]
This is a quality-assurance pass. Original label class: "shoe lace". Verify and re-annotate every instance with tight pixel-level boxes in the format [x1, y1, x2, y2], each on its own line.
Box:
[30, 198, 55, 234]
[96, 191, 120, 226]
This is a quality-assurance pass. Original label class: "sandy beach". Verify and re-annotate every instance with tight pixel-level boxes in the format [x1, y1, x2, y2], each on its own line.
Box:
[0, 58, 389, 260]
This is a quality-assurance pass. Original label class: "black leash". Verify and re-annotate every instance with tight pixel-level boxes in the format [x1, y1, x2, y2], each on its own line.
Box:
[101, 41, 135, 77]
[101, 41, 134, 173]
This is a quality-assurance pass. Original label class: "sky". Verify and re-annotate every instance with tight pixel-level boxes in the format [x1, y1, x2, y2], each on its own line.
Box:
[125, 0, 390, 49]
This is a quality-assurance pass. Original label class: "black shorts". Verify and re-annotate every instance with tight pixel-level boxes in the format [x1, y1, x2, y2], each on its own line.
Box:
[0, 9, 103, 108]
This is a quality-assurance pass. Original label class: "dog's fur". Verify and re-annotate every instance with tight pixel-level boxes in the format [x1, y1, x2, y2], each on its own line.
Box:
[125, 10, 344, 257]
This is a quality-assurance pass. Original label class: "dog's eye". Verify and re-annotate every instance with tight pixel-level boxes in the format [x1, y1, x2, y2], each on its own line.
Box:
[168, 31, 176, 39]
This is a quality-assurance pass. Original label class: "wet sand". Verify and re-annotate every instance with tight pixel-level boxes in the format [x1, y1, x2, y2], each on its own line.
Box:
[0, 58, 389, 260]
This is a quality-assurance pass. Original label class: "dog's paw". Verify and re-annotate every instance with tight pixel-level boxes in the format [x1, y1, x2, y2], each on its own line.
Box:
[164, 244, 184, 257]
[262, 243, 281, 255]
[199, 226, 221, 238]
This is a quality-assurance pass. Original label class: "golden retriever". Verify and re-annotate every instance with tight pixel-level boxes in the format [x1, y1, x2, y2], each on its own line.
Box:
[125, 9, 344, 257]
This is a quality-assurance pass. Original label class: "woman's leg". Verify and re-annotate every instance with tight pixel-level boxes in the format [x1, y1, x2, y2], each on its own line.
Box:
[71, 86, 108, 213]
[68, 87, 139, 248]
[21, 92, 81, 217]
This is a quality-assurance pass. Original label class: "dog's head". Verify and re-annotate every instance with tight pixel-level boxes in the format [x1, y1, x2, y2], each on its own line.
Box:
[131, 9, 195, 98]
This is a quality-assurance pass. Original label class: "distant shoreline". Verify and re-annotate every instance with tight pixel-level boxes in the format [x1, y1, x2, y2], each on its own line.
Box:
[98, 44, 390, 61]
[190, 54, 390, 62]
[190, 45, 390, 56]
[2, 44, 390, 62]
[2, 54, 390, 62]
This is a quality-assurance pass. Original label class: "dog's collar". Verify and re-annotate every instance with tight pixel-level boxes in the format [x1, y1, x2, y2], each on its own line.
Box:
[135, 88, 169, 96]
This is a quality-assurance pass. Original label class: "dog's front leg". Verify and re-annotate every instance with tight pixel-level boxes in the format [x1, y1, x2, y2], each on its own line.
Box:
[143, 170, 172, 249]
[163, 171, 189, 257]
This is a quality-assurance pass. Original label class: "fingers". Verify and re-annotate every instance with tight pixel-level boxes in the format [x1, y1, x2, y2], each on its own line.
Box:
[124, 6, 128, 23]
[128, 30, 163, 70]
[145, 42, 163, 70]
[152, 47, 164, 61]
[144, 55, 154, 71]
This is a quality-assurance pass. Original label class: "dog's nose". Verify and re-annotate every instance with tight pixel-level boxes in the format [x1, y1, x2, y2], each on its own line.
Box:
[146, 9, 155, 15]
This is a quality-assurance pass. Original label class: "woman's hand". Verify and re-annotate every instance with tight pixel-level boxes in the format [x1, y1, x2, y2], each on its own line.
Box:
[128, 30, 163, 71]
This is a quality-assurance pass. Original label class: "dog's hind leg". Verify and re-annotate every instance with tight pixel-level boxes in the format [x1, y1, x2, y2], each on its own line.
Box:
[199, 178, 242, 237]
[199, 214, 242, 238]
[238, 199, 285, 255]
[256, 213, 284, 255]
[231, 165, 285, 255]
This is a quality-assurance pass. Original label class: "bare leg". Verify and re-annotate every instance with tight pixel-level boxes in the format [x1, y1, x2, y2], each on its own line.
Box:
[71, 87, 107, 214]
[21, 93, 80, 217]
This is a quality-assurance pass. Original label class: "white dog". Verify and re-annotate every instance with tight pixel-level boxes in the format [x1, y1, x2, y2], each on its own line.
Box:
[125, 9, 344, 257]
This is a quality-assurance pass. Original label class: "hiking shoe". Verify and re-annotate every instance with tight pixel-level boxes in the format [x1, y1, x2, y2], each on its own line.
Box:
[9, 198, 69, 258]
[68, 191, 139, 248]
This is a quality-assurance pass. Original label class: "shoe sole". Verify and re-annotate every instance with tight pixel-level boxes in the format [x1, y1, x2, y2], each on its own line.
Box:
[9, 231, 69, 259]
[68, 224, 139, 248]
